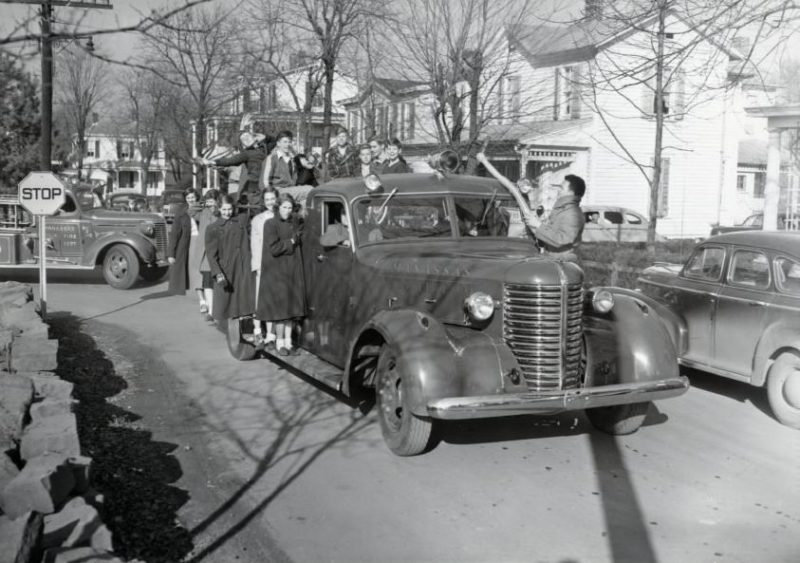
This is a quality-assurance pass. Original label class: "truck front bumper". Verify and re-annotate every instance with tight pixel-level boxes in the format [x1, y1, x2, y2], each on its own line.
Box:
[426, 376, 689, 420]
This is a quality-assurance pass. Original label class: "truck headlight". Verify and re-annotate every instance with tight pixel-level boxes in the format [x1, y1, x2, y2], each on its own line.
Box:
[139, 222, 155, 237]
[592, 289, 615, 313]
[465, 292, 495, 321]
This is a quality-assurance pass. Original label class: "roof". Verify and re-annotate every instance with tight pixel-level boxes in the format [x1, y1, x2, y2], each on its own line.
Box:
[340, 76, 429, 106]
[375, 78, 427, 94]
[482, 118, 593, 143]
[313, 173, 502, 202]
[737, 139, 792, 166]
[706, 231, 800, 257]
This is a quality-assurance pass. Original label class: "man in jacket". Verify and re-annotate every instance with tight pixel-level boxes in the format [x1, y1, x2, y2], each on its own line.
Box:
[205, 131, 268, 206]
[325, 128, 356, 179]
[526, 174, 585, 259]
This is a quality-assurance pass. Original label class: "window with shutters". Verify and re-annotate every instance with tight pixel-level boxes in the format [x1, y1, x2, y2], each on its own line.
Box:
[405, 102, 415, 139]
[390, 103, 399, 137]
[642, 67, 685, 119]
[754, 172, 766, 198]
[496, 78, 505, 123]
[117, 140, 133, 159]
[554, 66, 580, 120]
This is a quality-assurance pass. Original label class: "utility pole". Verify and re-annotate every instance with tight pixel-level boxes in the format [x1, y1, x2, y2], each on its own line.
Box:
[1, 0, 113, 171]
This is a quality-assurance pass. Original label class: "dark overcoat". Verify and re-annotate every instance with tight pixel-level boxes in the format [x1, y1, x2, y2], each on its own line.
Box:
[256, 215, 306, 321]
[167, 207, 191, 294]
[205, 214, 255, 320]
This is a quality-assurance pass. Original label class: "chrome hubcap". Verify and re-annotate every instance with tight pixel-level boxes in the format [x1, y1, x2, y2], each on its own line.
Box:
[378, 357, 403, 432]
[783, 367, 800, 410]
[109, 253, 128, 279]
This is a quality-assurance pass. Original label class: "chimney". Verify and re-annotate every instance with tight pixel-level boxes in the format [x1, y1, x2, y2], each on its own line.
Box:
[91, 112, 99, 125]
[584, 0, 603, 19]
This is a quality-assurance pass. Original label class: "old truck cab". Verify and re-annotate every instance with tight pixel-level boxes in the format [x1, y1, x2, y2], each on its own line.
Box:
[0, 186, 168, 289]
[227, 173, 689, 455]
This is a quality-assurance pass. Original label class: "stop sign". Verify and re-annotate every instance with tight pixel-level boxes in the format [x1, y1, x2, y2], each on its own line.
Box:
[18, 172, 66, 216]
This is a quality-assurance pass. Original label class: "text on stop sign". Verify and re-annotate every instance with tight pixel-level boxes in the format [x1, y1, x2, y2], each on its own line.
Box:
[21, 186, 64, 200]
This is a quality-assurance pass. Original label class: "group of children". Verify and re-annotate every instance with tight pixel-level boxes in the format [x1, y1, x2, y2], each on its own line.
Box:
[167, 186, 306, 356]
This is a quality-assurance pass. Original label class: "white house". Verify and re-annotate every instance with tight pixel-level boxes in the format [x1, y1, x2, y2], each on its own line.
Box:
[73, 119, 168, 195]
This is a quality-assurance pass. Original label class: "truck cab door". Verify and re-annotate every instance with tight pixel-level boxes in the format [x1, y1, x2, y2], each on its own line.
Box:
[304, 198, 356, 367]
[46, 193, 85, 259]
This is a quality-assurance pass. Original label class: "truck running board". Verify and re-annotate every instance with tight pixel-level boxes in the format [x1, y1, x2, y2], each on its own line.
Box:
[263, 348, 344, 392]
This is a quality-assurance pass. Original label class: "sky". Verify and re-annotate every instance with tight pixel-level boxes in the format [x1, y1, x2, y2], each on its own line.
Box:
[0, 0, 798, 83]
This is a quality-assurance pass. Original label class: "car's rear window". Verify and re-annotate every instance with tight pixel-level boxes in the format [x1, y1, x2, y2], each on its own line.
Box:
[775, 257, 800, 296]
[728, 250, 770, 289]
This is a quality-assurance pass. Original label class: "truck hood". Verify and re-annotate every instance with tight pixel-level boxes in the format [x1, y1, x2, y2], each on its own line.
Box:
[86, 209, 165, 224]
[357, 239, 583, 286]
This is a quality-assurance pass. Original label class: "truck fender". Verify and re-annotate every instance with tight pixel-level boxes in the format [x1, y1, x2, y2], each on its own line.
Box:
[752, 321, 800, 386]
[601, 286, 688, 357]
[87, 233, 156, 266]
[345, 309, 518, 416]
[583, 292, 680, 389]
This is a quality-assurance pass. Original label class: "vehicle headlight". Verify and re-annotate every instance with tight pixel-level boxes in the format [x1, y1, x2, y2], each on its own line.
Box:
[139, 222, 155, 237]
[592, 289, 615, 313]
[464, 292, 495, 321]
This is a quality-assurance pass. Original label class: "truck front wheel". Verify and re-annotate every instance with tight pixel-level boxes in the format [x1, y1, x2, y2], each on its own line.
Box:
[586, 402, 650, 435]
[226, 317, 257, 361]
[375, 346, 433, 456]
[102, 244, 140, 289]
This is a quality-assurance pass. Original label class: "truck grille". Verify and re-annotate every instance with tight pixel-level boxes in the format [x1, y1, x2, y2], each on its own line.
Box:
[154, 223, 167, 257]
[503, 283, 583, 391]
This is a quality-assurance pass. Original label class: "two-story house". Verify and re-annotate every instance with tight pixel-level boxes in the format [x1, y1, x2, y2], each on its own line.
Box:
[73, 119, 168, 195]
[343, 8, 755, 237]
[193, 59, 358, 191]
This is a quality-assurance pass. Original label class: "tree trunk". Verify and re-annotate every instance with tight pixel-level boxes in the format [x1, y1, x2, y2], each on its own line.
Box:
[320, 60, 336, 180]
[648, 5, 667, 251]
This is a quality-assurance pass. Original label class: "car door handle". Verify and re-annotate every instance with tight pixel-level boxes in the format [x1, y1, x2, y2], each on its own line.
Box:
[748, 301, 764, 307]
[316, 254, 326, 262]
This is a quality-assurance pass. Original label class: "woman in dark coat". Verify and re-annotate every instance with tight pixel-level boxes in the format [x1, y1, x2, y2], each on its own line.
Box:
[167, 195, 192, 295]
[205, 195, 255, 322]
[256, 192, 305, 355]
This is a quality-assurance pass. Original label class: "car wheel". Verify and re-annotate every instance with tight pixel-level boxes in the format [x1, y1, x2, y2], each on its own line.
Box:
[102, 244, 140, 289]
[226, 317, 257, 361]
[586, 402, 650, 435]
[375, 345, 433, 456]
[767, 352, 800, 429]
[139, 265, 167, 283]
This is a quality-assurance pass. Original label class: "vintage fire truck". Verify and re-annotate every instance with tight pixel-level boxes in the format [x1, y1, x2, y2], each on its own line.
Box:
[0, 186, 168, 289]
[227, 173, 690, 455]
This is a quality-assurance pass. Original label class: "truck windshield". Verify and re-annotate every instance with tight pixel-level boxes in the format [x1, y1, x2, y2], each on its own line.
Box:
[353, 194, 528, 243]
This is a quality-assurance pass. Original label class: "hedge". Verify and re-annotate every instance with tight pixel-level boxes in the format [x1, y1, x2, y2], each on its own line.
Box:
[578, 240, 697, 289]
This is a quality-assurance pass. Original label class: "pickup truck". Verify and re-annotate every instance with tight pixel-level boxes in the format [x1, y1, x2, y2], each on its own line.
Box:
[226, 173, 690, 455]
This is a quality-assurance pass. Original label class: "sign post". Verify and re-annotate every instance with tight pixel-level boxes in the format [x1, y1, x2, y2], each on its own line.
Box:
[18, 172, 66, 319]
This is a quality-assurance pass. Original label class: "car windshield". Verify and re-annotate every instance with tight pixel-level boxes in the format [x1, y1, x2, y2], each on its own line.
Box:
[110, 195, 147, 212]
[163, 192, 185, 204]
[75, 189, 103, 211]
[353, 194, 526, 243]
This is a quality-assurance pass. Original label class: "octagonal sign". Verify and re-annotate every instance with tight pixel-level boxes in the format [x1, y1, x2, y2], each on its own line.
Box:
[18, 172, 66, 216]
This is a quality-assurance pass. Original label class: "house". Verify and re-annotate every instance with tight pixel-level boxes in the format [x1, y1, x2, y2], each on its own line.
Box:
[71, 119, 168, 195]
[193, 61, 358, 191]
[343, 6, 757, 237]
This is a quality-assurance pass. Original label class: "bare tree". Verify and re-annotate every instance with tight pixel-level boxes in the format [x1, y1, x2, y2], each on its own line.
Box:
[270, 0, 390, 164]
[573, 0, 800, 245]
[116, 67, 171, 194]
[142, 4, 237, 159]
[55, 44, 108, 179]
[386, 0, 538, 152]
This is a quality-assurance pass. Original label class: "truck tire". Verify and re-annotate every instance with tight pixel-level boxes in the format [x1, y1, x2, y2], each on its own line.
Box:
[586, 402, 650, 435]
[375, 345, 433, 456]
[227, 317, 257, 361]
[102, 244, 140, 289]
[140, 265, 167, 283]
[767, 352, 800, 429]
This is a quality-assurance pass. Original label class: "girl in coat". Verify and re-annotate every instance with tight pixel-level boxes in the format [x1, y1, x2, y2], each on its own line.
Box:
[167, 193, 193, 294]
[205, 195, 255, 322]
[256, 192, 305, 355]
[250, 188, 278, 346]
[184, 188, 206, 313]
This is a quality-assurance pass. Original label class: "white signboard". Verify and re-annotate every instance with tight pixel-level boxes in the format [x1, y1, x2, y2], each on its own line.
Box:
[18, 172, 66, 216]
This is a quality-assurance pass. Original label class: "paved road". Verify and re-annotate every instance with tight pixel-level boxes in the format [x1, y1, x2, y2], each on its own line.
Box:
[20, 271, 800, 563]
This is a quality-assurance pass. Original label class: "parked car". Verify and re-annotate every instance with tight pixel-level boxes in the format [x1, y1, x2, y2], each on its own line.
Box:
[160, 189, 186, 224]
[637, 231, 800, 428]
[226, 173, 689, 456]
[582, 205, 664, 242]
[107, 191, 150, 213]
[0, 186, 168, 289]
[709, 213, 799, 236]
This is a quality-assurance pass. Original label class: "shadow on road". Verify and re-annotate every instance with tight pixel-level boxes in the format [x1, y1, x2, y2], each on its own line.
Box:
[683, 367, 773, 419]
[49, 313, 193, 563]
